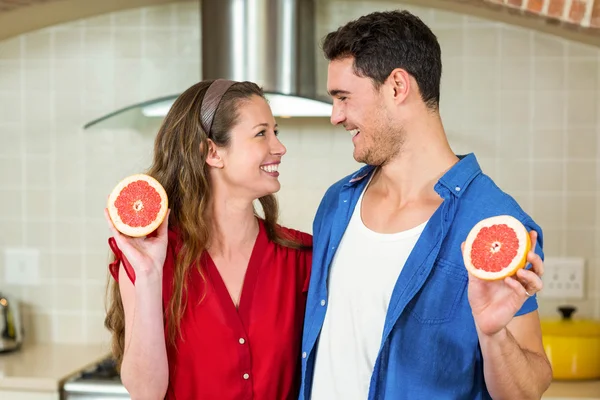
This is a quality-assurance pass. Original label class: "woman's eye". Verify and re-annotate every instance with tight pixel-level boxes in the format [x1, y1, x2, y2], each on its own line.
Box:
[256, 130, 266, 137]
[274, 130, 279, 136]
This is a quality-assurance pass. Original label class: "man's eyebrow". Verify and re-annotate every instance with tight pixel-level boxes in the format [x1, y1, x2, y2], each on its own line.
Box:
[328, 89, 351, 97]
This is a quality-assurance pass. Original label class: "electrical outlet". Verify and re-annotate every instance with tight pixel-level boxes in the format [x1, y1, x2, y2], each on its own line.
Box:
[3, 248, 40, 286]
[539, 257, 585, 299]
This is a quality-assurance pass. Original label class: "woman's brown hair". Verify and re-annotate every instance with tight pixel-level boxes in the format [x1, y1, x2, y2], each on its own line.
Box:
[104, 80, 307, 369]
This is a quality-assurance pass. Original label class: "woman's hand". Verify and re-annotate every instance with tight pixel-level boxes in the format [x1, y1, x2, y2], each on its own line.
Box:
[104, 208, 171, 280]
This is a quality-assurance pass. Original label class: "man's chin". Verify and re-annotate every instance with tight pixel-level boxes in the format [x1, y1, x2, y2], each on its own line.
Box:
[353, 152, 372, 165]
[353, 149, 365, 164]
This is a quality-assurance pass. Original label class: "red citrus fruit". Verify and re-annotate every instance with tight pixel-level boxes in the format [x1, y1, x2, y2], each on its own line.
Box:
[107, 174, 168, 238]
[463, 215, 531, 281]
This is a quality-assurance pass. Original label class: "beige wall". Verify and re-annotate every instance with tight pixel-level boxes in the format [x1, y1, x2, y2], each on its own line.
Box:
[0, 0, 598, 344]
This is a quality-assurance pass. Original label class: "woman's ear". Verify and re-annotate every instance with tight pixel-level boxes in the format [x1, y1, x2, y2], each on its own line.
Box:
[204, 139, 224, 168]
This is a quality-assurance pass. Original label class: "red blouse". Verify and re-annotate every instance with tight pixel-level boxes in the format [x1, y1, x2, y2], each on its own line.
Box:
[108, 218, 312, 400]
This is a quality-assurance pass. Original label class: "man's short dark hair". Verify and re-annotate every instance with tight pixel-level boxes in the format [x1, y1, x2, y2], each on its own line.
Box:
[322, 10, 442, 109]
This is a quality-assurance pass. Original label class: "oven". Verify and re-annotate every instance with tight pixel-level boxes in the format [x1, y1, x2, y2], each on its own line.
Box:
[61, 356, 130, 399]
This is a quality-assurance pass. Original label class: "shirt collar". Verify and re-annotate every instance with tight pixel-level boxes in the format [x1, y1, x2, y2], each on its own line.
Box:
[344, 153, 481, 198]
[345, 164, 376, 186]
[437, 153, 481, 197]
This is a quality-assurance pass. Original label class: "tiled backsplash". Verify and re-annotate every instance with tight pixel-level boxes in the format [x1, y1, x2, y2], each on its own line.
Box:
[0, 1, 598, 344]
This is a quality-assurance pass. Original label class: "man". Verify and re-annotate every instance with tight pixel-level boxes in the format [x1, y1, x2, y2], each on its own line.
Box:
[300, 10, 553, 400]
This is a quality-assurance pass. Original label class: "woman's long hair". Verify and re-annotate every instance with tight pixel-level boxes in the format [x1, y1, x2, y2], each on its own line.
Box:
[104, 80, 307, 369]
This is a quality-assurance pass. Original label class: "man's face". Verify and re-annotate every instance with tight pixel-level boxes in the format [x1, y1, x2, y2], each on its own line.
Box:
[327, 57, 402, 166]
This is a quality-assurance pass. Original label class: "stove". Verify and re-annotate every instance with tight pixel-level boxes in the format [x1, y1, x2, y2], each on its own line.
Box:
[62, 356, 130, 399]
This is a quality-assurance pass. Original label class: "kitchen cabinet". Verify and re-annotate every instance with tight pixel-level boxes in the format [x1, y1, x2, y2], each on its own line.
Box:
[543, 379, 600, 399]
[0, 389, 58, 400]
[0, 343, 110, 400]
[544, 398, 600, 400]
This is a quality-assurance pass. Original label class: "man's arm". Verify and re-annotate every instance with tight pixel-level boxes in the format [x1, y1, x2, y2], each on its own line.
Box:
[464, 228, 553, 400]
[478, 311, 553, 400]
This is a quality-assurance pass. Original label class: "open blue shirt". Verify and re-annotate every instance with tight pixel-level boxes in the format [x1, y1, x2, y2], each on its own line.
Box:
[300, 154, 543, 400]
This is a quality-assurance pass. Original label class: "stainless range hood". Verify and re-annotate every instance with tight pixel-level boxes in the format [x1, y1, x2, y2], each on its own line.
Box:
[84, 0, 331, 129]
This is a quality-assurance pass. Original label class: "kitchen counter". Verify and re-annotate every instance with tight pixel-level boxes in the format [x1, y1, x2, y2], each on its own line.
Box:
[0, 343, 110, 392]
[544, 380, 600, 399]
[1, 344, 597, 398]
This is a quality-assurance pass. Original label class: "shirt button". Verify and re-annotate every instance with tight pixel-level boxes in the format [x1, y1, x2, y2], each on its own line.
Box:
[343, 199, 348, 203]
[302, 352, 307, 358]
[320, 299, 326, 306]
[455, 186, 461, 192]
[239, 338, 245, 344]
[243, 373, 250, 380]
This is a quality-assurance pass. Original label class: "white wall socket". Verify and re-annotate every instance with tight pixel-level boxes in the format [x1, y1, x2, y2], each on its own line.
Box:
[3, 248, 40, 286]
[539, 256, 585, 299]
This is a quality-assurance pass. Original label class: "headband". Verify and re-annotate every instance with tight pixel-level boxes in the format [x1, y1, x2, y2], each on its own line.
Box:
[200, 79, 236, 136]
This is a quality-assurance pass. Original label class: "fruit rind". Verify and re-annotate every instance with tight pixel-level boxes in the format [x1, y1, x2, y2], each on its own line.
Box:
[107, 174, 168, 238]
[463, 215, 531, 281]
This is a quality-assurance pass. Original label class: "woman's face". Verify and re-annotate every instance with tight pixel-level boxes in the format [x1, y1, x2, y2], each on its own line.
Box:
[210, 95, 287, 200]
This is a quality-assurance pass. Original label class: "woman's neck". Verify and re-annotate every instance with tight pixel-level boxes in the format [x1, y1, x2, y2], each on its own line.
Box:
[207, 196, 258, 259]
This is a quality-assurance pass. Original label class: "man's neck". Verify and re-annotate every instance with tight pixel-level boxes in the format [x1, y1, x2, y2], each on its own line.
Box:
[372, 116, 458, 205]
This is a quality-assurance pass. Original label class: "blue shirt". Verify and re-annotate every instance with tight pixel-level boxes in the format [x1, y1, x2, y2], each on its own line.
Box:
[300, 153, 543, 400]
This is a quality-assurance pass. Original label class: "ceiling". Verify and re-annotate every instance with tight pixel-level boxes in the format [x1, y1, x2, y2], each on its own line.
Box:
[0, 0, 597, 47]
[0, 0, 183, 42]
[0, 0, 57, 13]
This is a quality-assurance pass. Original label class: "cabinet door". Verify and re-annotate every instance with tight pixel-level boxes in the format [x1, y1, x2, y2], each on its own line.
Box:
[0, 389, 59, 400]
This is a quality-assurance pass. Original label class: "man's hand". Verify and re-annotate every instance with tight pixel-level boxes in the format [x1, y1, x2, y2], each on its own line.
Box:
[462, 230, 544, 336]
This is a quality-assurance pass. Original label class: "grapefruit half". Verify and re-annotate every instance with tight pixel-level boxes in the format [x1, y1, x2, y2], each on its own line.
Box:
[107, 174, 168, 238]
[463, 215, 531, 281]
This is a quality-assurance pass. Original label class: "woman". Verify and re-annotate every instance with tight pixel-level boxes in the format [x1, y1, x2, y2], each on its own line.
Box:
[104, 79, 312, 400]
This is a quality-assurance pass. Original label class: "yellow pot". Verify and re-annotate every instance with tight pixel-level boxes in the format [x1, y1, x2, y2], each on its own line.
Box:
[541, 306, 600, 380]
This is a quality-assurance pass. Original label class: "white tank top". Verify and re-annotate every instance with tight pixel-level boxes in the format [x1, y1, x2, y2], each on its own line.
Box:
[310, 180, 427, 400]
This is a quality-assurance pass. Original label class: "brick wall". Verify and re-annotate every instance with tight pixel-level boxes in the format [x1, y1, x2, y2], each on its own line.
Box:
[487, 0, 600, 27]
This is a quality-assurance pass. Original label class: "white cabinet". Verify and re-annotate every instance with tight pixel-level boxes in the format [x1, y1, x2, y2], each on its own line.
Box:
[0, 389, 58, 400]
[544, 396, 600, 400]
